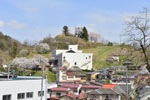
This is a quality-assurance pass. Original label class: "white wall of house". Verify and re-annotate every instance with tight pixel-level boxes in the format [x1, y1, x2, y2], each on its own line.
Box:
[56, 53, 92, 70]
[138, 93, 150, 100]
[52, 45, 92, 70]
[59, 70, 81, 82]
[0, 79, 47, 100]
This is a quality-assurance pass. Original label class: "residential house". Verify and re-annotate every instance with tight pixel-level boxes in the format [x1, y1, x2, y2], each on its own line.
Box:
[110, 66, 127, 74]
[50, 87, 70, 98]
[138, 86, 150, 100]
[87, 84, 127, 100]
[59, 92, 86, 100]
[51, 45, 93, 70]
[58, 67, 81, 83]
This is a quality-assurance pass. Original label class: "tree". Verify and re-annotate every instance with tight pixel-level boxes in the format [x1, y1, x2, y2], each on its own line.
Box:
[10, 56, 49, 69]
[82, 27, 89, 41]
[19, 49, 29, 57]
[63, 26, 69, 36]
[125, 8, 150, 72]
[37, 43, 50, 53]
[107, 42, 113, 46]
[12, 41, 18, 58]
[89, 32, 101, 42]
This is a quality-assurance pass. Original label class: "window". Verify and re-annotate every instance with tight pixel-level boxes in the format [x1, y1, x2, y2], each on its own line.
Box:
[62, 76, 67, 80]
[17, 93, 25, 99]
[56, 93, 61, 97]
[74, 62, 77, 65]
[47, 89, 50, 93]
[26, 92, 33, 98]
[3, 94, 11, 100]
[89, 56, 91, 59]
[68, 76, 74, 78]
[38, 91, 44, 96]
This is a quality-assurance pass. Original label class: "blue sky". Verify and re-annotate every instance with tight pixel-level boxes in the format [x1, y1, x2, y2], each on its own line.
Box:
[0, 0, 149, 43]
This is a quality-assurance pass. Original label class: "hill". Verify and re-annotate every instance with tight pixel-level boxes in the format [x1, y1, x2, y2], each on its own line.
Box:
[83, 46, 120, 69]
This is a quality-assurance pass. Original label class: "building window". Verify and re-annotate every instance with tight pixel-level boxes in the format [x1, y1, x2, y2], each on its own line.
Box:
[62, 76, 67, 80]
[47, 89, 50, 93]
[68, 76, 74, 79]
[74, 62, 77, 65]
[3, 94, 11, 100]
[26, 92, 33, 98]
[89, 56, 91, 59]
[56, 93, 61, 97]
[38, 91, 44, 96]
[17, 93, 25, 99]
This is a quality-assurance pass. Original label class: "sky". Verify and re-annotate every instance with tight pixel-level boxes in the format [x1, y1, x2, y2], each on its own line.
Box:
[0, 0, 150, 43]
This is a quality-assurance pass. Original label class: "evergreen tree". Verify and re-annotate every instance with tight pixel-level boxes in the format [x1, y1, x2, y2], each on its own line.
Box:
[63, 26, 69, 36]
[82, 27, 89, 41]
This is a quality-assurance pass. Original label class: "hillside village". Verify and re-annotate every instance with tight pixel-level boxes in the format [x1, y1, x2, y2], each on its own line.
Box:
[0, 25, 150, 100]
[0, 41, 150, 100]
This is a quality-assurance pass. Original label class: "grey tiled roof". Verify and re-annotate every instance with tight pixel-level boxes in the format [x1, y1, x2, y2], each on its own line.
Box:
[88, 88, 120, 95]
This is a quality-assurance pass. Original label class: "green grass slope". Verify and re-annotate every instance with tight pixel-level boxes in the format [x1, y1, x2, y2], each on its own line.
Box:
[83, 46, 120, 69]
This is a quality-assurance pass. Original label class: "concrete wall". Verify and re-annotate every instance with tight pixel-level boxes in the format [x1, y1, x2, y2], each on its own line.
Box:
[0, 79, 46, 100]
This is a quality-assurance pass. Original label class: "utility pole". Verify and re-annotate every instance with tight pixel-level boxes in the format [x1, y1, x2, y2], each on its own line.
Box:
[7, 64, 10, 80]
[41, 63, 45, 100]
[45, 74, 48, 100]
[126, 67, 128, 100]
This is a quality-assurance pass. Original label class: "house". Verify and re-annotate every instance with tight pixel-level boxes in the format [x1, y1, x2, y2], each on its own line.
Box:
[61, 84, 80, 93]
[59, 92, 87, 100]
[110, 66, 127, 74]
[87, 72, 100, 81]
[87, 84, 127, 100]
[138, 86, 150, 100]
[60, 84, 101, 94]
[87, 88, 121, 100]
[50, 87, 70, 98]
[59, 93, 79, 100]
[106, 56, 119, 63]
[58, 67, 81, 82]
[50, 45, 93, 70]
[81, 85, 101, 93]
[0, 76, 47, 100]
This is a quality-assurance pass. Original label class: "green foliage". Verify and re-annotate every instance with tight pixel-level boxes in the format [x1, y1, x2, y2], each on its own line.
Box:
[32, 70, 56, 83]
[0, 67, 6, 72]
[77, 27, 89, 41]
[82, 27, 89, 41]
[12, 41, 18, 58]
[107, 42, 113, 46]
[63, 26, 72, 36]
[19, 49, 29, 57]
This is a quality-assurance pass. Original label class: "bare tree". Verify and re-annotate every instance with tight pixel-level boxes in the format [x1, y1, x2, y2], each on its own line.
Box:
[125, 8, 150, 72]
[89, 32, 101, 42]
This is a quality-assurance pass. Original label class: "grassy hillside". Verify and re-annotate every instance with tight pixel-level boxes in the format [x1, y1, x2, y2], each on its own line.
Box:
[82, 46, 120, 69]
[32, 70, 56, 83]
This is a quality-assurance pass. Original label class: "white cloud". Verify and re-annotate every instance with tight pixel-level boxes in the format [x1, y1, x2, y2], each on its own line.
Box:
[0, 20, 4, 27]
[8, 20, 27, 29]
